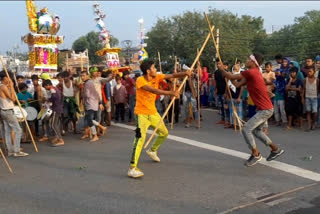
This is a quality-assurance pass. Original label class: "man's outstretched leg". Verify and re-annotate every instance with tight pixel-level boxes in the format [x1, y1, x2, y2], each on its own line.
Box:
[146, 113, 169, 162]
[128, 115, 150, 178]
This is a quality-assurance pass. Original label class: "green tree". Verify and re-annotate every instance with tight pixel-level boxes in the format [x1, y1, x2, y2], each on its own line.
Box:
[146, 9, 266, 72]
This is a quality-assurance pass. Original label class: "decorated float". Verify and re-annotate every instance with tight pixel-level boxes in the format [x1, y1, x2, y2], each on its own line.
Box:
[22, 0, 64, 78]
[92, 2, 129, 73]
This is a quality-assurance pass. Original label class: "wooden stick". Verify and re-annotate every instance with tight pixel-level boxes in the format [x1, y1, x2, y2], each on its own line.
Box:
[13, 72, 20, 93]
[0, 56, 39, 152]
[80, 54, 83, 72]
[0, 147, 13, 174]
[170, 56, 177, 130]
[203, 12, 242, 131]
[197, 49, 201, 129]
[158, 51, 162, 73]
[66, 52, 69, 72]
[144, 25, 215, 149]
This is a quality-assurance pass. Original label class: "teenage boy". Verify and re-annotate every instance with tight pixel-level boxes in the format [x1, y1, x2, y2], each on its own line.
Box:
[217, 53, 284, 167]
[303, 67, 319, 131]
[128, 60, 191, 178]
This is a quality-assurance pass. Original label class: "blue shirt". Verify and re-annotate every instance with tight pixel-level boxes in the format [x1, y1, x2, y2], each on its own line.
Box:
[17, 91, 33, 107]
[274, 75, 286, 101]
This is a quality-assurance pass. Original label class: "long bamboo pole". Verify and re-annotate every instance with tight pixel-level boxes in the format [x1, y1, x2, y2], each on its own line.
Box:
[170, 56, 177, 130]
[144, 25, 215, 149]
[158, 51, 162, 73]
[197, 49, 201, 129]
[66, 52, 69, 72]
[203, 12, 242, 131]
[0, 56, 39, 152]
[0, 147, 13, 174]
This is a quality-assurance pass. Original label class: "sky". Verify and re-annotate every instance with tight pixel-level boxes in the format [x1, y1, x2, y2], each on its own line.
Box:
[0, 1, 320, 55]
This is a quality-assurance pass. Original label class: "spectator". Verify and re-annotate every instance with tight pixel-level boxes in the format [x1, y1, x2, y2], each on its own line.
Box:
[285, 67, 303, 130]
[274, 69, 287, 126]
[214, 59, 227, 125]
[123, 70, 136, 123]
[303, 67, 318, 131]
[301, 57, 314, 77]
[113, 75, 127, 122]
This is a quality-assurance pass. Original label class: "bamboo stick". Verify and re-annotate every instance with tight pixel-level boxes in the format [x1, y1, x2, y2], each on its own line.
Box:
[0, 147, 13, 174]
[0, 56, 39, 152]
[197, 49, 201, 129]
[144, 25, 215, 149]
[170, 56, 177, 130]
[203, 12, 243, 131]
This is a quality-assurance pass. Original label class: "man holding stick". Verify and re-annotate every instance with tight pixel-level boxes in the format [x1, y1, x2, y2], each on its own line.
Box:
[0, 70, 29, 157]
[128, 60, 191, 178]
[217, 53, 284, 167]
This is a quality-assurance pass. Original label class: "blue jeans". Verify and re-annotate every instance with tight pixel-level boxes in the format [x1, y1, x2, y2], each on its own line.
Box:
[0, 109, 22, 153]
[306, 97, 317, 113]
[229, 99, 243, 125]
[216, 94, 225, 121]
[183, 91, 198, 120]
[242, 109, 273, 150]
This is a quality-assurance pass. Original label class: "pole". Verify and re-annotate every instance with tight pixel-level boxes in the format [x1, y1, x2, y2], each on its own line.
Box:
[0, 56, 38, 152]
[170, 56, 177, 129]
[204, 12, 242, 131]
[215, 28, 220, 71]
[66, 52, 69, 72]
[80, 53, 83, 72]
[0, 147, 13, 174]
[144, 25, 215, 149]
[158, 51, 162, 73]
[197, 49, 201, 129]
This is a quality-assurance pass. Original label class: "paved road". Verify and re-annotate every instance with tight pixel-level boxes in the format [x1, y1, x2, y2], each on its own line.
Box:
[0, 109, 319, 214]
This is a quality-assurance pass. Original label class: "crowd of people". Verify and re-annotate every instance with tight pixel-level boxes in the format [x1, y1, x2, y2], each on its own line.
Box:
[0, 53, 319, 176]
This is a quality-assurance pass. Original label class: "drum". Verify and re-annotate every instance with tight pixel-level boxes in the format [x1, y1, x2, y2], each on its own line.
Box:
[25, 106, 38, 121]
[13, 106, 28, 122]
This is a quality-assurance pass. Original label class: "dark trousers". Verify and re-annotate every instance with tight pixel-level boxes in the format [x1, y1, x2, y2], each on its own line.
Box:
[168, 99, 180, 123]
[115, 103, 125, 121]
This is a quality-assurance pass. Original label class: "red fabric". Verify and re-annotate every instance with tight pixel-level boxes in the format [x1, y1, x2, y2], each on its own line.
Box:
[241, 67, 273, 110]
[101, 83, 108, 104]
[124, 77, 135, 95]
[201, 68, 209, 84]
[156, 80, 168, 100]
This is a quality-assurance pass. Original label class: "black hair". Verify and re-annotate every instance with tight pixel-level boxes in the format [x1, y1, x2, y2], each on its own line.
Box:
[224, 62, 229, 67]
[61, 71, 69, 78]
[135, 73, 141, 79]
[306, 57, 313, 61]
[18, 83, 28, 91]
[215, 58, 220, 62]
[253, 53, 264, 66]
[265, 62, 272, 67]
[123, 70, 130, 76]
[42, 79, 52, 87]
[31, 74, 39, 80]
[290, 67, 298, 73]
[81, 71, 88, 75]
[275, 54, 282, 60]
[236, 60, 242, 64]
[16, 75, 24, 80]
[0, 70, 13, 80]
[56, 73, 63, 78]
[140, 60, 155, 75]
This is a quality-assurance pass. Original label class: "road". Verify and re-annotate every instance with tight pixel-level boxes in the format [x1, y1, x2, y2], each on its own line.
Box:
[0, 109, 319, 214]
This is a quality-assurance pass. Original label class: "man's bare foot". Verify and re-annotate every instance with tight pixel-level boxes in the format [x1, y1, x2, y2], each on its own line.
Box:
[51, 138, 59, 144]
[81, 134, 89, 139]
[39, 136, 49, 142]
[90, 135, 99, 142]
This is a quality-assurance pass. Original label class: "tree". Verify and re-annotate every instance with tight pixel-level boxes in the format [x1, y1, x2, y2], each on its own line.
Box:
[72, 31, 119, 65]
[259, 10, 320, 61]
[146, 9, 266, 72]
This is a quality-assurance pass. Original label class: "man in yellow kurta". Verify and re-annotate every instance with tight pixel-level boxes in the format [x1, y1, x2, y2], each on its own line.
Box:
[128, 60, 191, 178]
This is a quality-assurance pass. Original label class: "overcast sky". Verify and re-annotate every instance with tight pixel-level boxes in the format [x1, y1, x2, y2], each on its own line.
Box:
[0, 1, 319, 54]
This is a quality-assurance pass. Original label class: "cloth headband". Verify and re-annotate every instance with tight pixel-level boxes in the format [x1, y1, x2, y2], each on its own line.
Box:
[250, 55, 259, 67]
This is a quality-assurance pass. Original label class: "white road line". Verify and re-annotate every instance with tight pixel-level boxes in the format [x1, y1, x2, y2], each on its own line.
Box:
[112, 123, 320, 182]
[265, 197, 293, 207]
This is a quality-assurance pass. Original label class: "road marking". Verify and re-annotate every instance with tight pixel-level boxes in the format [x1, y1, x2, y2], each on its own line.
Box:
[113, 123, 320, 182]
[265, 197, 293, 206]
